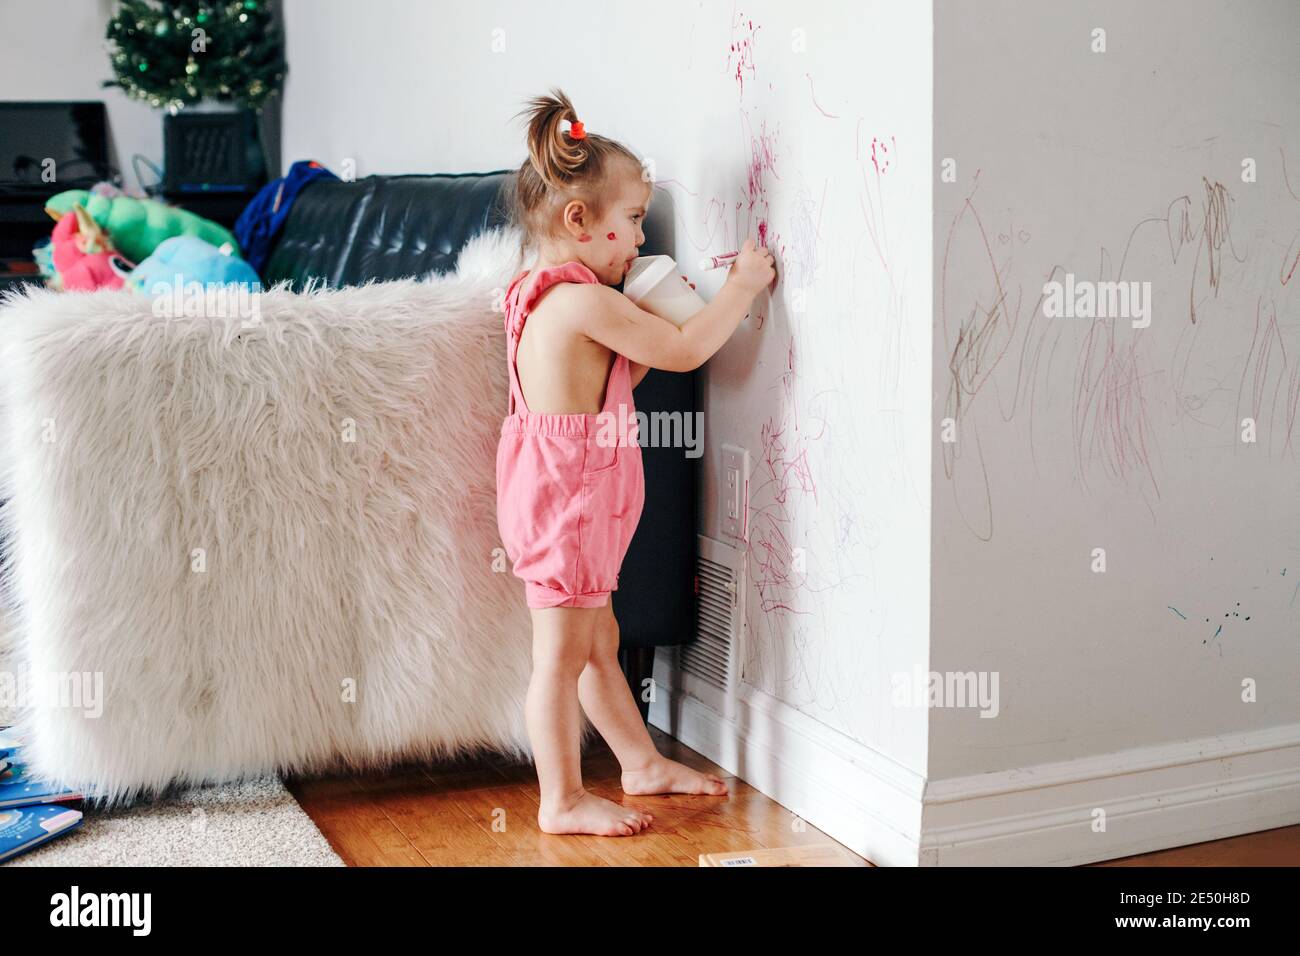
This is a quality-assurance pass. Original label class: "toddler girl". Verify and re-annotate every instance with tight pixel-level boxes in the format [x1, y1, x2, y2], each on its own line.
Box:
[497, 88, 776, 837]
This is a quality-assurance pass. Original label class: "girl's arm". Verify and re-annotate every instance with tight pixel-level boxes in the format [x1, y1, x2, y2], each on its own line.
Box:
[629, 361, 650, 389]
[569, 279, 760, 372]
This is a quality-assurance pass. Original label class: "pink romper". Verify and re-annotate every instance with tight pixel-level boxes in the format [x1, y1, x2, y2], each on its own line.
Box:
[495, 261, 646, 609]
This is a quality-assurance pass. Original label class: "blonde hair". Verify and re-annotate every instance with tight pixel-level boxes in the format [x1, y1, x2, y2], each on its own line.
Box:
[509, 88, 642, 250]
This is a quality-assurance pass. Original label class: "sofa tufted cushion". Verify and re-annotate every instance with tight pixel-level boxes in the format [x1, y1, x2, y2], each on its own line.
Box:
[263, 171, 513, 290]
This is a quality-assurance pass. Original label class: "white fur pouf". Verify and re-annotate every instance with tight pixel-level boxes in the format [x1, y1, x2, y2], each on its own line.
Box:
[0, 226, 571, 806]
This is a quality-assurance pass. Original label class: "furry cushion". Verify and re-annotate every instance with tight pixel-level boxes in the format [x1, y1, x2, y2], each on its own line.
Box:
[0, 225, 574, 806]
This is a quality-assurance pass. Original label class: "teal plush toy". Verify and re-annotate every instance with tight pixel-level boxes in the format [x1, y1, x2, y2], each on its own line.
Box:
[45, 190, 239, 264]
[126, 235, 260, 296]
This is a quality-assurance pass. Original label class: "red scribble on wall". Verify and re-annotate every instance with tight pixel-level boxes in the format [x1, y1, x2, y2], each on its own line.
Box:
[728, 7, 760, 97]
[856, 122, 897, 288]
[869, 135, 895, 176]
[940, 171, 1036, 541]
[745, 116, 779, 222]
[698, 196, 731, 254]
[748, 133, 779, 207]
[1282, 233, 1300, 285]
[1103, 181, 1245, 430]
[667, 109, 781, 292]
[940, 166, 1188, 539]
[805, 73, 840, 119]
[1185, 179, 1240, 324]
[1071, 312, 1160, 497]
[1279, 147, 1300, 286]
[749, 335, 819, 615]
[781, 180, 826, 305]
[1235, 296, 1300, 457]
[739, 111, 782, 326]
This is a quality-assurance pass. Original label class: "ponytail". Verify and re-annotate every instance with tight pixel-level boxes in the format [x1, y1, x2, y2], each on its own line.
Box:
[517, 87, 586, 190]
[509, 88, 642, 251]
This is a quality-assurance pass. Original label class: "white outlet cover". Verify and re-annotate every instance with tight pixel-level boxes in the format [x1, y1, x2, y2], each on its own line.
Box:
[721, 444, 750, 541]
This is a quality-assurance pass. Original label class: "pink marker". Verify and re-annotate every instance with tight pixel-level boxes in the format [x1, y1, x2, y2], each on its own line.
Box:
[697, 249, 778, 290]
[698, 251, 740, 271]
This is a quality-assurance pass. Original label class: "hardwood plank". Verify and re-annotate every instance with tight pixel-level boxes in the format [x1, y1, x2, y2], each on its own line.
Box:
[293, 781, 429, 867]
[1091, 823, 1300, 866]
[287, 732, 861, 866]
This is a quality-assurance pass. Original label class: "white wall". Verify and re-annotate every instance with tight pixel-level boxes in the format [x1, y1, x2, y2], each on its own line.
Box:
[281, 0, 934, 779]
[932, 0, 1300, 779]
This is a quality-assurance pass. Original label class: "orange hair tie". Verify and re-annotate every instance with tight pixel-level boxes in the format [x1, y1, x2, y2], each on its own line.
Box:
[568, 120, 586, 140]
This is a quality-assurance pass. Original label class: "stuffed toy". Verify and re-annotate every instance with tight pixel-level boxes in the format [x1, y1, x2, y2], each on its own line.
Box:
[31, 236, 56, 283]
[125, 235, 260, 296]
[47, 204, 134, 291]
[44, 190, 239, 264]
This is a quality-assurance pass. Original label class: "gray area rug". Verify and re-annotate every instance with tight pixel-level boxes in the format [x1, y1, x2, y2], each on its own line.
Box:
[5, 774, 345, 867]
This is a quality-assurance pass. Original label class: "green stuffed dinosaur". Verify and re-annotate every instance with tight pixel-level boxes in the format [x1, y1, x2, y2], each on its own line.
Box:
[44, 190, 240, 264]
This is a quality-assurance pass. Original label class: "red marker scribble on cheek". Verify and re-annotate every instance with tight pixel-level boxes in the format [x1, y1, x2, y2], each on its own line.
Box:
[606, 232, 617, 241]
[578, 234, 592, 242]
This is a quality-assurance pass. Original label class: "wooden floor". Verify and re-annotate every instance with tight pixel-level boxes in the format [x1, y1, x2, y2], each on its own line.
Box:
[1089, 824, 1300, 866]
[285, 726, 1298, 866]
[285, 725, 859, 866]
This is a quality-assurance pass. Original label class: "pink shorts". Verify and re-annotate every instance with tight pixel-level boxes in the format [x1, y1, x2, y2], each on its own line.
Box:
[496, 408, 644, 609]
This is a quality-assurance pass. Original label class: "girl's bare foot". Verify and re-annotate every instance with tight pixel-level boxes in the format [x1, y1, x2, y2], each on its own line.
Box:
[538, 789, 655, 836]
[621, 757, 729, 796]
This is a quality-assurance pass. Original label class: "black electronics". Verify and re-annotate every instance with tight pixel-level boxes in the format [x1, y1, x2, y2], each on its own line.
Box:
[162, 108, 266, 193]
[0, 101, 109, 191]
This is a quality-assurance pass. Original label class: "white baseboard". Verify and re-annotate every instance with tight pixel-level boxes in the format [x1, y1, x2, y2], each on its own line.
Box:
[921, 723, 1300, 865]
[648, 649, 927, 867]
[649, 651, 1300, 866]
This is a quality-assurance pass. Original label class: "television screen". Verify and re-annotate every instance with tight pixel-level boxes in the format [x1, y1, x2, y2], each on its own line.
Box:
[0, 101, 109, 188]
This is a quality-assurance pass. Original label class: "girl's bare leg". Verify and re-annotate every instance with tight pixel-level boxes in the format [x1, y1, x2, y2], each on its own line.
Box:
[528, 604, 655, 836]
[577, 603, 729, 797]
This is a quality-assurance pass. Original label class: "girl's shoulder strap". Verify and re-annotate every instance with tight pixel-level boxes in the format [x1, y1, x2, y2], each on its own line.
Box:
[506, 269, 530, 294]
[518, 261, 599, 315]
[506, 262, 599, 340]
[503, 269, 530, 336]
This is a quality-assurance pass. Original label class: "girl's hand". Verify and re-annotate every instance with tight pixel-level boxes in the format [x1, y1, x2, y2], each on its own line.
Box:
[726, 238, 777, 294]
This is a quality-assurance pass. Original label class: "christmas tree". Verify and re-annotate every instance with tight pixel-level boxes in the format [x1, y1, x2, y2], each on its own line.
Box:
[103, 0, 286, 112]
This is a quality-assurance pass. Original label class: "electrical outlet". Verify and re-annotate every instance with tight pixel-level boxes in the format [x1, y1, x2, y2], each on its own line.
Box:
[721, 444, 750, 541]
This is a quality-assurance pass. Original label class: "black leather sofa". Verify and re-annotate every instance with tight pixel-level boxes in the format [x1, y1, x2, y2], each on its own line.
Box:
[262, 171, 697, 717]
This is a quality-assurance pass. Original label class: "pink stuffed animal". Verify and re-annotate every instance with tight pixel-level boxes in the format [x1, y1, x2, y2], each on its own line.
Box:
[48, 204, 133, 291]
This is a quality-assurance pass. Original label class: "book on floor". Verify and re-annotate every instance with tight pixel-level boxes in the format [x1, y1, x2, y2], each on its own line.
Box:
[0, 803, 84, 862]
[0, 725, 23, 761]
[0, 760, 83, 809]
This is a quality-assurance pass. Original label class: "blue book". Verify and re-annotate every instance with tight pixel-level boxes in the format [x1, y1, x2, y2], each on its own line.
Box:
[0, 725, 21, 761]
[0, 804, 83, 862]
[0, 761, 83, 809]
